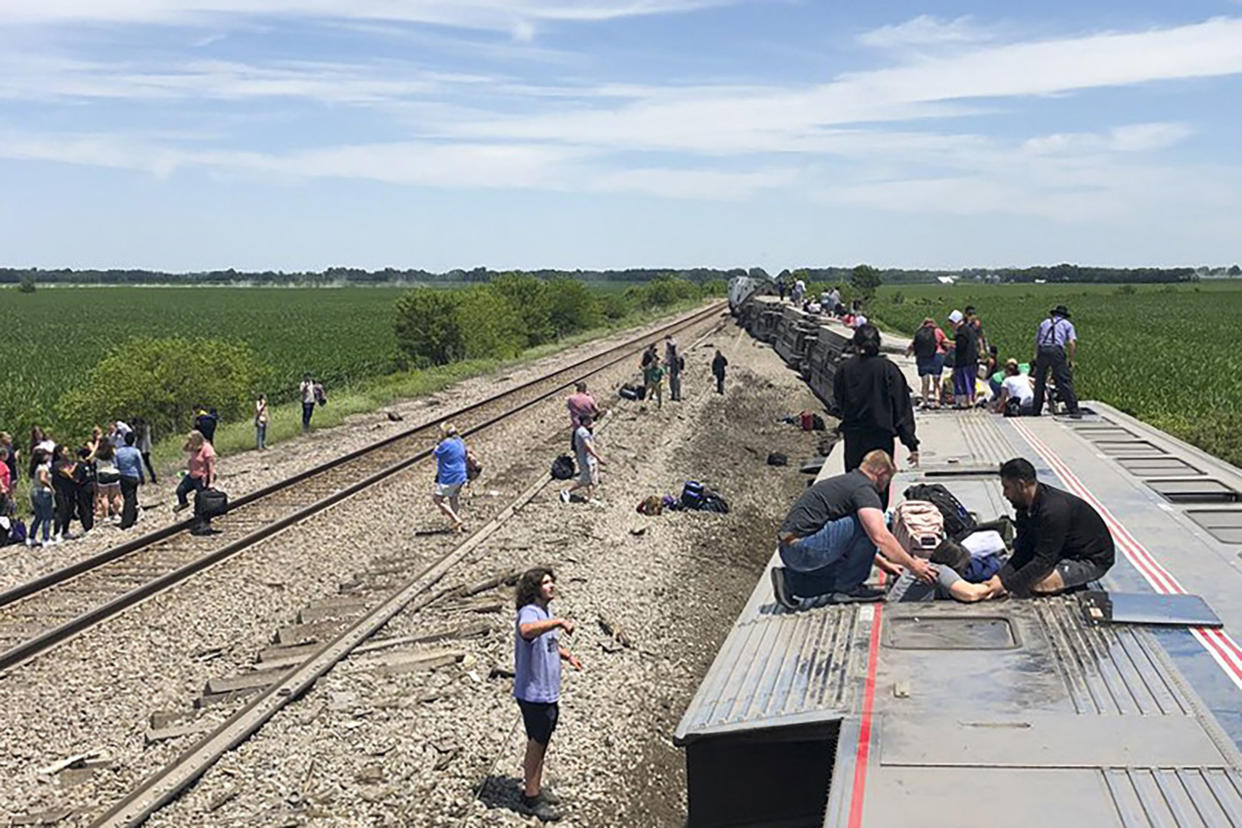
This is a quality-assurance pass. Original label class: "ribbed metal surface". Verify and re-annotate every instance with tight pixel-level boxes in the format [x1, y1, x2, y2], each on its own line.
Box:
[677, 605, 861, 738]
[958, 410, 1012, 465]
[1103, 766, 1242, 826]
[1036, 598, 1193, 716]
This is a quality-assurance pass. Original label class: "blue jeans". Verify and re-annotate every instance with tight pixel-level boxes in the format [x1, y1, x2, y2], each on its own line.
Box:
[176, 474, 206, 507]
[779, 514, 877, 599]
[256, 423, 267, 449]
[30, 489, 54, 541]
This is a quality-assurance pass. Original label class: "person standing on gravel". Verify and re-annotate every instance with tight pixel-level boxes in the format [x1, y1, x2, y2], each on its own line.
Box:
[300, 374, 317, 434]
[432, 422, 468, 532]
[255, 393, 269, 450]
[642, 356, 665, 410]
[559, 414, 606, 504]
[133, 418, 157, 483]
[565, 382, 599, 450]
[115, 431, 145, 529]
[664, 334, 683, 402]
[514, 567, 582, 822]
[711, 349, 728, 394]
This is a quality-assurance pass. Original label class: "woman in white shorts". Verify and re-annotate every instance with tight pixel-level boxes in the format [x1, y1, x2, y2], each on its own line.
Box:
[432, 423, 470, 532]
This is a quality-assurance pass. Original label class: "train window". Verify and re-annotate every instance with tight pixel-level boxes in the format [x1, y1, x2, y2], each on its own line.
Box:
[1094, 440, 1168, 457]
[885, 616, 1018, 649]
[1147, 478, 1241, 504]
[1117, 457, 1203, 476]
[1185, 509, 1242, 544]
[1073, 426, 1139, 441]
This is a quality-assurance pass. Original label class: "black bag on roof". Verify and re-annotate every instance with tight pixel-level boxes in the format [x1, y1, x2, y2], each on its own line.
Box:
[903, 483, 976, 540]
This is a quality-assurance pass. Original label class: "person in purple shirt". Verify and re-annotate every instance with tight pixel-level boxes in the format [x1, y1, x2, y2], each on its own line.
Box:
[1030, 304, 1080, 417]
[513, 567, 582, 822]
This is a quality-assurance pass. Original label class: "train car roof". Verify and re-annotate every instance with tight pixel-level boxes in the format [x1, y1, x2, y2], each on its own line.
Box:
[675, 325, 1242, 827]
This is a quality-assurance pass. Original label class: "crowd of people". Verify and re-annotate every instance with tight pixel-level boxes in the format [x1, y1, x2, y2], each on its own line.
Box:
[904, 303, 1081, 418]
[770, 310, 1106, 612]
[1, 374, 332, 548]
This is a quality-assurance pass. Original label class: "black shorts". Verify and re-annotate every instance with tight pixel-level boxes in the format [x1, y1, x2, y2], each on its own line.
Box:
[517, 699, 559, 745]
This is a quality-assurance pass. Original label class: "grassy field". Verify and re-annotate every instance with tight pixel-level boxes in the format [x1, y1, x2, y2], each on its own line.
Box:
[0, 283, 711, 491]
[867, 282, 1242, 467]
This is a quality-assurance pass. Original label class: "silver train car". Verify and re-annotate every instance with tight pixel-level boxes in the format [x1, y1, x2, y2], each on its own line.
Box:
[676, 320, 1242, 828]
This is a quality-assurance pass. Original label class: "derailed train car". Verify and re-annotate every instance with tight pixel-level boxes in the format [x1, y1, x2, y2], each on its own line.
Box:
[678, 317, 1242, 828]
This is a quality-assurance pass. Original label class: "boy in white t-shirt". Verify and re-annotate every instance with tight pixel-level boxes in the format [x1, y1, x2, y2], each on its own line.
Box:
[992, 360, 1035, 415]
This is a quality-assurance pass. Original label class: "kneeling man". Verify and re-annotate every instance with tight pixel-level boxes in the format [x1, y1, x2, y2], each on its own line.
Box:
[980, 457, 1115, 599]
[774, 450, 937, 608]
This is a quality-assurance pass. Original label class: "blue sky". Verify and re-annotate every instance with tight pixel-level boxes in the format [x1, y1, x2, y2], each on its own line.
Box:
[2, 1, 1241, 272]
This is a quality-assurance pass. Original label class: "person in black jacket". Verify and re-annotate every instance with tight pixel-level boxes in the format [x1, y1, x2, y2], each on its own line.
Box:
[980, 458, 1114, 598]
[193, 407, 219, 445]
[711, 349, 728, 394]
[832, 324, 919, 505]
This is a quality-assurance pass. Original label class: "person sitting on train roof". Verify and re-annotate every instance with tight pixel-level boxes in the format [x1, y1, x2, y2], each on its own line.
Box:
[990, 360, 1035, 416]
[772, 450, 938, 610]
[978, 458, 1115, 599]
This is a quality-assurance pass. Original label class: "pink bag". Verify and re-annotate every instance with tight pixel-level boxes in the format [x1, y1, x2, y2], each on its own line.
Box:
[892, 500, 945, 557]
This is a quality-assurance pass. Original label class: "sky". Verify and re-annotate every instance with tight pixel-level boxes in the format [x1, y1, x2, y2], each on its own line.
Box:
[2, 1, 1241, 272]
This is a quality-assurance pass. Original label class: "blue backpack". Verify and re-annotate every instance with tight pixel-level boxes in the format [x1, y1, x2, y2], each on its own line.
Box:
[681, 480, 706, 509]
[9, 519, 27, 544]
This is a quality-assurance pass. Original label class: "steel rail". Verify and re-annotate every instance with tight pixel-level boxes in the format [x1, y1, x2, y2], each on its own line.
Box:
[0, 302, 725, 673]
[90, 311, 729, 828]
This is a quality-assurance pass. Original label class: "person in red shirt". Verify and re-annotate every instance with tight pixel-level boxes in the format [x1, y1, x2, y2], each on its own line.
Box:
[565, 382, 600, 449]
[0, 445, 11, 516]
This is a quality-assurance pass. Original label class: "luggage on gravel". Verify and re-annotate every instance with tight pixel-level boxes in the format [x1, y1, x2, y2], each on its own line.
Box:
[194, 487, 229, 519]
[903, 483, 976, 540]
[551, 455, 576, 480]
[767, 452, 788, 466]
[891, 500, 945, 556]
[619, 384, 642, 401]
[681, 480, 730, 513]
[636, 495, 664, 516]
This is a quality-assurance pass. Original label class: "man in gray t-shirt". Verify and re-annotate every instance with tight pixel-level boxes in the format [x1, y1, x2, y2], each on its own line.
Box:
[774, 451, 936, 608]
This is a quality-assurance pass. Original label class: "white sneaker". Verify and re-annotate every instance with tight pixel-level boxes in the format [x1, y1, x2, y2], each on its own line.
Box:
[25, 537, 35, 548]
[558, 490, 571, 504]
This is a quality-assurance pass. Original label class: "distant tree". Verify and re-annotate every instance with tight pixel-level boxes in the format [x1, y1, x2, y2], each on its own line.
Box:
[393, 289, 466, 366]
[18, 274, 36, 293]
[1229, 265, 1241, 277]
[544, 278, 601, 337]
[488, 272, 553, 346]
[747, 267, 770, 280]
[850, 264, 882, 298]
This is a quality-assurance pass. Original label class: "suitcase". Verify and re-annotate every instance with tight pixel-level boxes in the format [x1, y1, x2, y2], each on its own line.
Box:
[194, 487, 229, 519]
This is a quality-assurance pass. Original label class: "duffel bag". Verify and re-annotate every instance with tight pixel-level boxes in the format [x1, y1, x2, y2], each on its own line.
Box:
[551, 455, 576, 480]
[194, 487, 229, 518]
[892, 500, 945, 557]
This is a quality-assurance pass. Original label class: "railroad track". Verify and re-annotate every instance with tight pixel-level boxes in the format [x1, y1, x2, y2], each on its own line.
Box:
[0, 302, 726, 674]
[88, 307, 729, 828]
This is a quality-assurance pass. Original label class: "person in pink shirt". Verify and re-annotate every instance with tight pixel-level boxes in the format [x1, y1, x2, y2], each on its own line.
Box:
[173, 430, 217, 533]
[565, 382, 600, 449]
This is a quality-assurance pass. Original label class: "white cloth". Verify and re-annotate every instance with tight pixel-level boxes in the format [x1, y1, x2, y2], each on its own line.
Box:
[961, 530, 1006, 558]
[948, 309, 964, 324]
[1002, 374, 1034, 405]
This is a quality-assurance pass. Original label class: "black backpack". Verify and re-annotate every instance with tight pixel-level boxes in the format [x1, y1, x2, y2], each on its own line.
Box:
[903, 483, 976, 540]
[767, 452, 788, 466]
[551, 455, 576, 480]
[912, 326, 938, 359]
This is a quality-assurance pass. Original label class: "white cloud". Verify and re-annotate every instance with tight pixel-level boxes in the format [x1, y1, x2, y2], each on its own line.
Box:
[0, 0, 746, 31]
[858, 15, 993, 49]
[443, 17, 1242, 155]
[1022, 122, 1194, 155]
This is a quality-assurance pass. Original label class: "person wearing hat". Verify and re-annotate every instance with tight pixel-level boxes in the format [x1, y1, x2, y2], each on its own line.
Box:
[947, 309, 978, 408]
[432, 422, 471, 532]
[1031, 304, 1080, 417]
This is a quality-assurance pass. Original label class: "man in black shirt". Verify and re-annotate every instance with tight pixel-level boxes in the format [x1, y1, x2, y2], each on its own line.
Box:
[773, 450, 937, 609]
[981, 458, 1114, 598]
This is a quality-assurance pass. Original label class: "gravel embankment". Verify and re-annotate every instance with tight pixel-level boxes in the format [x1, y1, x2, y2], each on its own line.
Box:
[146, 324, 825, 827]
[0, 306, 719, 595]
[0, 308, 727, 824]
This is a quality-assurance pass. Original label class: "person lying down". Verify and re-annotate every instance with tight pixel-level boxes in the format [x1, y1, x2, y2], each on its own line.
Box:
[887, 565, 991, 603]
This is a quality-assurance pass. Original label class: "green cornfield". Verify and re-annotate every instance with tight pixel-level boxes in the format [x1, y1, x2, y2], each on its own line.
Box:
[0, 287, 407, 444]
[868, 282, 1242, 468]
